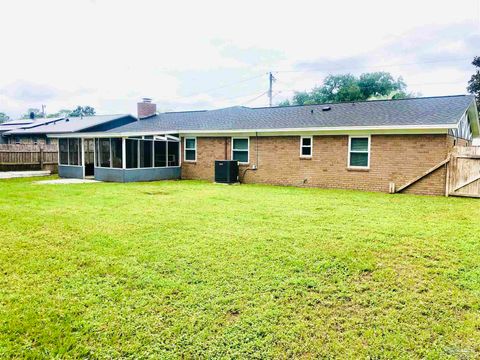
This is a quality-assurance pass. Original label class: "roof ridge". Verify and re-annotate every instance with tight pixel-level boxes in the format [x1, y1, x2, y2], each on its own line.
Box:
[249, 94, 472, 110]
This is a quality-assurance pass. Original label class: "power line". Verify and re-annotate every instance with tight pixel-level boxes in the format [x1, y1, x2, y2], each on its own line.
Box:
[178, 73, 265, 99]
[242, 91, 268, 105]
[273, 58, 472, 74]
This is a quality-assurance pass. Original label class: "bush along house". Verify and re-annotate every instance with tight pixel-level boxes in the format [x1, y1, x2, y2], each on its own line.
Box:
[46, 95, 479, 196]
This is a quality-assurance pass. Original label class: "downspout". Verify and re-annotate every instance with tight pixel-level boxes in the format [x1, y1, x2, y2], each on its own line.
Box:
[224, 137, 228, 159]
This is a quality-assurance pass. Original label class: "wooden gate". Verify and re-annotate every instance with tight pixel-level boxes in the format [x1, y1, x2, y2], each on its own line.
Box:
[447, 146, 480, 198]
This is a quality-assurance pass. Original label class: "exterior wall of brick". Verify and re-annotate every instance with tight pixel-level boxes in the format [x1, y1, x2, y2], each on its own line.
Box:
[181, 134, 453, 196]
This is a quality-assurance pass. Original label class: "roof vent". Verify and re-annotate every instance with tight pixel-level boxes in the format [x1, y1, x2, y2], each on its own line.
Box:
[65, 118, 69, 122]
[310, 109, 314, 114]
[322, 106, 331, 111]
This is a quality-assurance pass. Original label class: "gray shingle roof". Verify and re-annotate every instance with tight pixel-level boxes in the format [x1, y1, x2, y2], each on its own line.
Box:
[5, 114, 132, 135]
[104, 95, 476, 134]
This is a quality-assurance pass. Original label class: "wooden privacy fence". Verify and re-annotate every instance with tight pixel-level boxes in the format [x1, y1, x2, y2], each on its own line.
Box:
[393, 145, 480, 198]
[447, 146, 480, 198]
[0, 144, 58, 171]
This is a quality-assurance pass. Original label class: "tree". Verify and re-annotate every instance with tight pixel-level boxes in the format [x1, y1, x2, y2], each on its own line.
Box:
[358, 72, 405, 99]
[69, 106, 96, 117]
[47, 109, 74, 118]
[278, 72, 408, 106]
[467, 56, 480, 107]
[0, 112, 10, 123]
[21, 108, 44, 119]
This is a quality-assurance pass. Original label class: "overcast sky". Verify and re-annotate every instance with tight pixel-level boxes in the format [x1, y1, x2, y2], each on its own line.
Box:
[0, 0, 479, 118]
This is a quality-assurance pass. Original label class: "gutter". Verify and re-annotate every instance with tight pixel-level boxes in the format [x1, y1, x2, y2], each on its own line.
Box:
[48, 124, 457, 138]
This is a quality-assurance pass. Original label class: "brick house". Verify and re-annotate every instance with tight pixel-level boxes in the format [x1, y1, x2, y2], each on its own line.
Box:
[49, 95, 479, 196]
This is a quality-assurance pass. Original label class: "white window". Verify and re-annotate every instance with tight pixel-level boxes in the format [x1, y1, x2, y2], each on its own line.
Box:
[348, 136, 370, 169]
[232, 137, 249, 164]
[300, 136, 312, 157]
[184, 137, 197, 162]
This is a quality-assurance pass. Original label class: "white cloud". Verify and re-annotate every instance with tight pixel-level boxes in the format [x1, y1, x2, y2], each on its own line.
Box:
[0, 0, 479, 116]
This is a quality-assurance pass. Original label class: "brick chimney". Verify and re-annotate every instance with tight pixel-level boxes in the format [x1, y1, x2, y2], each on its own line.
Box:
[137, 98, 156, 119]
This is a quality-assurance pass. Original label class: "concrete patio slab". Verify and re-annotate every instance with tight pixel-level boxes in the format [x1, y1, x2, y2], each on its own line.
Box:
[35, 178, 100, 185]
[0, 171, 51, 179]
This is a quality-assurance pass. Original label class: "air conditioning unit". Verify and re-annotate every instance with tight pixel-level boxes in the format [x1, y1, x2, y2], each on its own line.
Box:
[215, 160, 239, 184]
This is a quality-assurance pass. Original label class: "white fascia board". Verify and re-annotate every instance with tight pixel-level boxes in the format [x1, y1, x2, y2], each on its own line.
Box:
[48, 130, 179, 138]
[48, 124, 455, 138]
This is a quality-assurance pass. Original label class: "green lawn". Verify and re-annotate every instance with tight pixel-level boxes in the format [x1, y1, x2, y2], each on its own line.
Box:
[1, 177, 480, 358]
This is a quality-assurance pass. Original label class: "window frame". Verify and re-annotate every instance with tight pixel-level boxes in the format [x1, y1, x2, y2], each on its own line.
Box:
[300, 136, 313, 158]
[231, 137, 249, 165]
[184, 137, 197, 162]
[348, 135, 371, 169]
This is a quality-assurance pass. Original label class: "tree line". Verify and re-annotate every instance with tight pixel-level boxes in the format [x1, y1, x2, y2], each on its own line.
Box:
[1, 58, 480, 123]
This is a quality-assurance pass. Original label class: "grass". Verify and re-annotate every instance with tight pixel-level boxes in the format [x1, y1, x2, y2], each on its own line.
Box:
[0, 177, 480, 358]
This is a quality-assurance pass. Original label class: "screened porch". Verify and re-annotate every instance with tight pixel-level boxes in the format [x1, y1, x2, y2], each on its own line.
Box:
[58, 135, 181, 182]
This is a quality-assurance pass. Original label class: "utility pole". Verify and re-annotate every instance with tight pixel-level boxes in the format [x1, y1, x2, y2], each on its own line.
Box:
[268, 72, 276, 107]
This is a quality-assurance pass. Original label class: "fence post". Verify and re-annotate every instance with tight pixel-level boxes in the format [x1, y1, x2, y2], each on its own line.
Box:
[39, 147, 44, 169]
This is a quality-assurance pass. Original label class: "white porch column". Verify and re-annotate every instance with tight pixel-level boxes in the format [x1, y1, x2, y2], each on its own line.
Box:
[81, 138, 85, 178]
[122, 137, 126, 169]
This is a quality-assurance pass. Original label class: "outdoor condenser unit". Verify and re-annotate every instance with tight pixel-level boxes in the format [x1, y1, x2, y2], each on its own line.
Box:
[215, 160, 239, 184]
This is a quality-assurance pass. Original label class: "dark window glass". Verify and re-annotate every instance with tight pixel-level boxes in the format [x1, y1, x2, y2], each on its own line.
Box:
[233, 150, 248, 163]
[59, 139, 69, 165]
[185, 150, 196, 161]
[301, 146, 311, 156]
[154, 141, 167, 167]
[69, 138, 79, 165]
[100, 138, 111, 167]
[350, 138, 368, 151]
[126, 139, 138, 168]
[350, 152, 368, 167]
[140, 139, 152, 168]
[233, 138, 248, 150]
[168, 141, 179, 166]
[302, 137, 311, 146]
[111, 138, 122, 168]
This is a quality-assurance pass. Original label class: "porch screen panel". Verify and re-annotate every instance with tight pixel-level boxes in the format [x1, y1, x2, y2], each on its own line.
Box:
[111, 138, 122, 168]
[95, 139, 99, 167]
[59, 139, 68, 165]
[154, 141, 167, 167]
[126, 139, 138, 168]
[140, 139, 153, 168]
[168, 141, 179, 166]
[100, 138, 111, 167]
[69, 138, 79, 165]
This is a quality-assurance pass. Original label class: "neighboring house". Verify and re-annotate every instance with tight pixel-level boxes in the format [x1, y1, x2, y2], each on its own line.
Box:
[2, 115, 136, 146]
[0, 117, 62, 145]
[49, 95, 479, 196]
